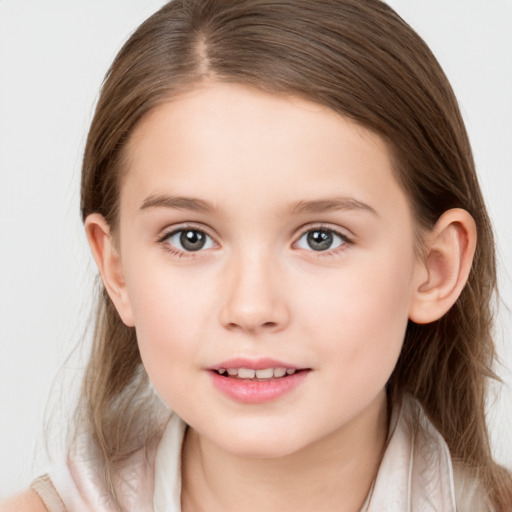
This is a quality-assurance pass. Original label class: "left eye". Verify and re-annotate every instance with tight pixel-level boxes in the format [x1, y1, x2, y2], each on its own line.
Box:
[163, 229, 215, 252]
[295, 229, 347, 252]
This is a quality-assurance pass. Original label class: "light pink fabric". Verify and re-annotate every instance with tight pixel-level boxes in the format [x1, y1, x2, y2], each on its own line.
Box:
[43, 394, 489, 512]
[47, 431, 160, 512]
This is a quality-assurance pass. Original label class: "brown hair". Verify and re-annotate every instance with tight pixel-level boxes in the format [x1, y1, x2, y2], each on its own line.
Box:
[78, 0, 512, 509]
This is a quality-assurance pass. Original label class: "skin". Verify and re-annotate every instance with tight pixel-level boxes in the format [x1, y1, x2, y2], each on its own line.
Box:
[84, 81, 477, 512]
[0, 491, 46, 512]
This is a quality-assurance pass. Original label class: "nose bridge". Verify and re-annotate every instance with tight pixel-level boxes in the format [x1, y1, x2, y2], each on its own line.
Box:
[219, 242, 289, 333]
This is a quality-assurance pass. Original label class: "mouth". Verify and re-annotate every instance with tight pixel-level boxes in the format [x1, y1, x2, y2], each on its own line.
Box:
[208, 359, 311, 403]
[212, 367, 306, 380]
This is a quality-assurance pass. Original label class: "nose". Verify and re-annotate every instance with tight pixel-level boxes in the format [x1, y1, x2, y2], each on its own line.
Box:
[219, 249, 290, 334]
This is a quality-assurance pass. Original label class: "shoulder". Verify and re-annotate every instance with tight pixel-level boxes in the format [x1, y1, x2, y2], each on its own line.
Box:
[0, 489, 47, 512]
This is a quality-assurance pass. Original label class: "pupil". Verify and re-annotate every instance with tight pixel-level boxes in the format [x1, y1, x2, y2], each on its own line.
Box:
[307, 230, 332, 251]
[180, 230, 206, 251]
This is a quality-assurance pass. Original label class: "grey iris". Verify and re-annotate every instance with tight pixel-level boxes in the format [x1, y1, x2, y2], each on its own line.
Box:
[307, 230, 333, 251]
[181, 230, 206, 251]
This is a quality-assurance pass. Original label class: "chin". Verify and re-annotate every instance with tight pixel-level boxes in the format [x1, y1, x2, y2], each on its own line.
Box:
[213, 427, 310, 459]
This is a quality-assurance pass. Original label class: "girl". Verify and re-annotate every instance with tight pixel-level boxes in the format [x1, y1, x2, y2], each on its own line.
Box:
[3, 0, 512, 510]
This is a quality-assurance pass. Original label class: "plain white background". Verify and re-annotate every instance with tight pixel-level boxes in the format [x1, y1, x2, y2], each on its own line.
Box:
[0, 0, 511, 498]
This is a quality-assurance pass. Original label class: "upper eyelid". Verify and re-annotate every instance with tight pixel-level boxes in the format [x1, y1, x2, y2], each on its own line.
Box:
[158, 223, 218, 243]
[295, 223, 354, 243]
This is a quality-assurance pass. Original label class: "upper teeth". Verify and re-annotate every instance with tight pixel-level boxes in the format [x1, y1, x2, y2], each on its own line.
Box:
[218, 367, 296, 379]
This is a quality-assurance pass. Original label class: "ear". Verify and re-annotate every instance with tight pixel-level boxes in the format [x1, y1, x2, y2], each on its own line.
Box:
[84, 213, 135, 327]
[408, 208, 477, 324]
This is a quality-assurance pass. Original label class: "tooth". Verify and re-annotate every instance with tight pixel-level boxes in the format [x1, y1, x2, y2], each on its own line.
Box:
[286, 369, 296, 375]
[256, 368, 274, 379]
[227, 368, 238, 376]
[218, 369, 226, 374]
[274, 367, 287, 378]
[238, 368, 256, 379]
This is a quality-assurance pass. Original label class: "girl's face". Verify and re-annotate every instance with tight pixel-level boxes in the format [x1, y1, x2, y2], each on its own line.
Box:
[114, 82, 423, 458]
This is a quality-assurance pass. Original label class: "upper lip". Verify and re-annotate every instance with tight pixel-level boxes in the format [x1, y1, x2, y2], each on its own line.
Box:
[207, 358, 305, 371]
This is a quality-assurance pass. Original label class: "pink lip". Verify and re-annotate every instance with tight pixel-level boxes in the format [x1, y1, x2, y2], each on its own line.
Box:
[207, 358, 310, 404]
[208, 357, 301, 371]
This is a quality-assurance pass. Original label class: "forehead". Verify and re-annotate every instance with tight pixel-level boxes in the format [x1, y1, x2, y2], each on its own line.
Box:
[121, 82, 409, 220]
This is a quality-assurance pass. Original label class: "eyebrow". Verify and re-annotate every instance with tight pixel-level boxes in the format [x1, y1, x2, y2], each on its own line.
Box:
[140, 194, 218, 214]
[140, 194, 378, 217]
[290, 197, 378, 216]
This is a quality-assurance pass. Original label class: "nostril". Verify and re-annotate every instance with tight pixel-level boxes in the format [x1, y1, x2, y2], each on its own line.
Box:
[224, 320, 278, 333]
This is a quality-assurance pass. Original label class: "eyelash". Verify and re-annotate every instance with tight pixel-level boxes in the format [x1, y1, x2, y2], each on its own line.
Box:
[157, 224, 353, 259]
[296, 225, 353, 258]
[157, 224, 215, 259]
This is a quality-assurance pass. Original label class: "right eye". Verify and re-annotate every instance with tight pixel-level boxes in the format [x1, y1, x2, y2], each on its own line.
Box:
[161, 228, 216, 254]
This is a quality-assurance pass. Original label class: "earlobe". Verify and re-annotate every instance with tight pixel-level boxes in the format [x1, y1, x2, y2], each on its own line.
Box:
[408, 208, 477, 324]
[84, 214, 135, 327]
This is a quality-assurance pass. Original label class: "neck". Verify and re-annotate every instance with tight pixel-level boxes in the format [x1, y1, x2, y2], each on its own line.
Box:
[181, 391, 389, 512]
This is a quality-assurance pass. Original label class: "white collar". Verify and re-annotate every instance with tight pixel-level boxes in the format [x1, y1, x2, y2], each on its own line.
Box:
[153, 412, 186, 512]
[364, 394, 457, 511]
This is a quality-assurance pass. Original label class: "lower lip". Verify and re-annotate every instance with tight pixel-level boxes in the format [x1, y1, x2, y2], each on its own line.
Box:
[209, 370, 309, 404]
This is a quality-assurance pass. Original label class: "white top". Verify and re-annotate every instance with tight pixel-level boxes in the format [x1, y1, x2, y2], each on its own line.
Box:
[38, 394, 489, 511]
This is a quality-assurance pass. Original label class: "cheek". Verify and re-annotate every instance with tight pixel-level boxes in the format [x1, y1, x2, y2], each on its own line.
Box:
[302, 251, 414, 387]
[125, 266, 209, 390]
